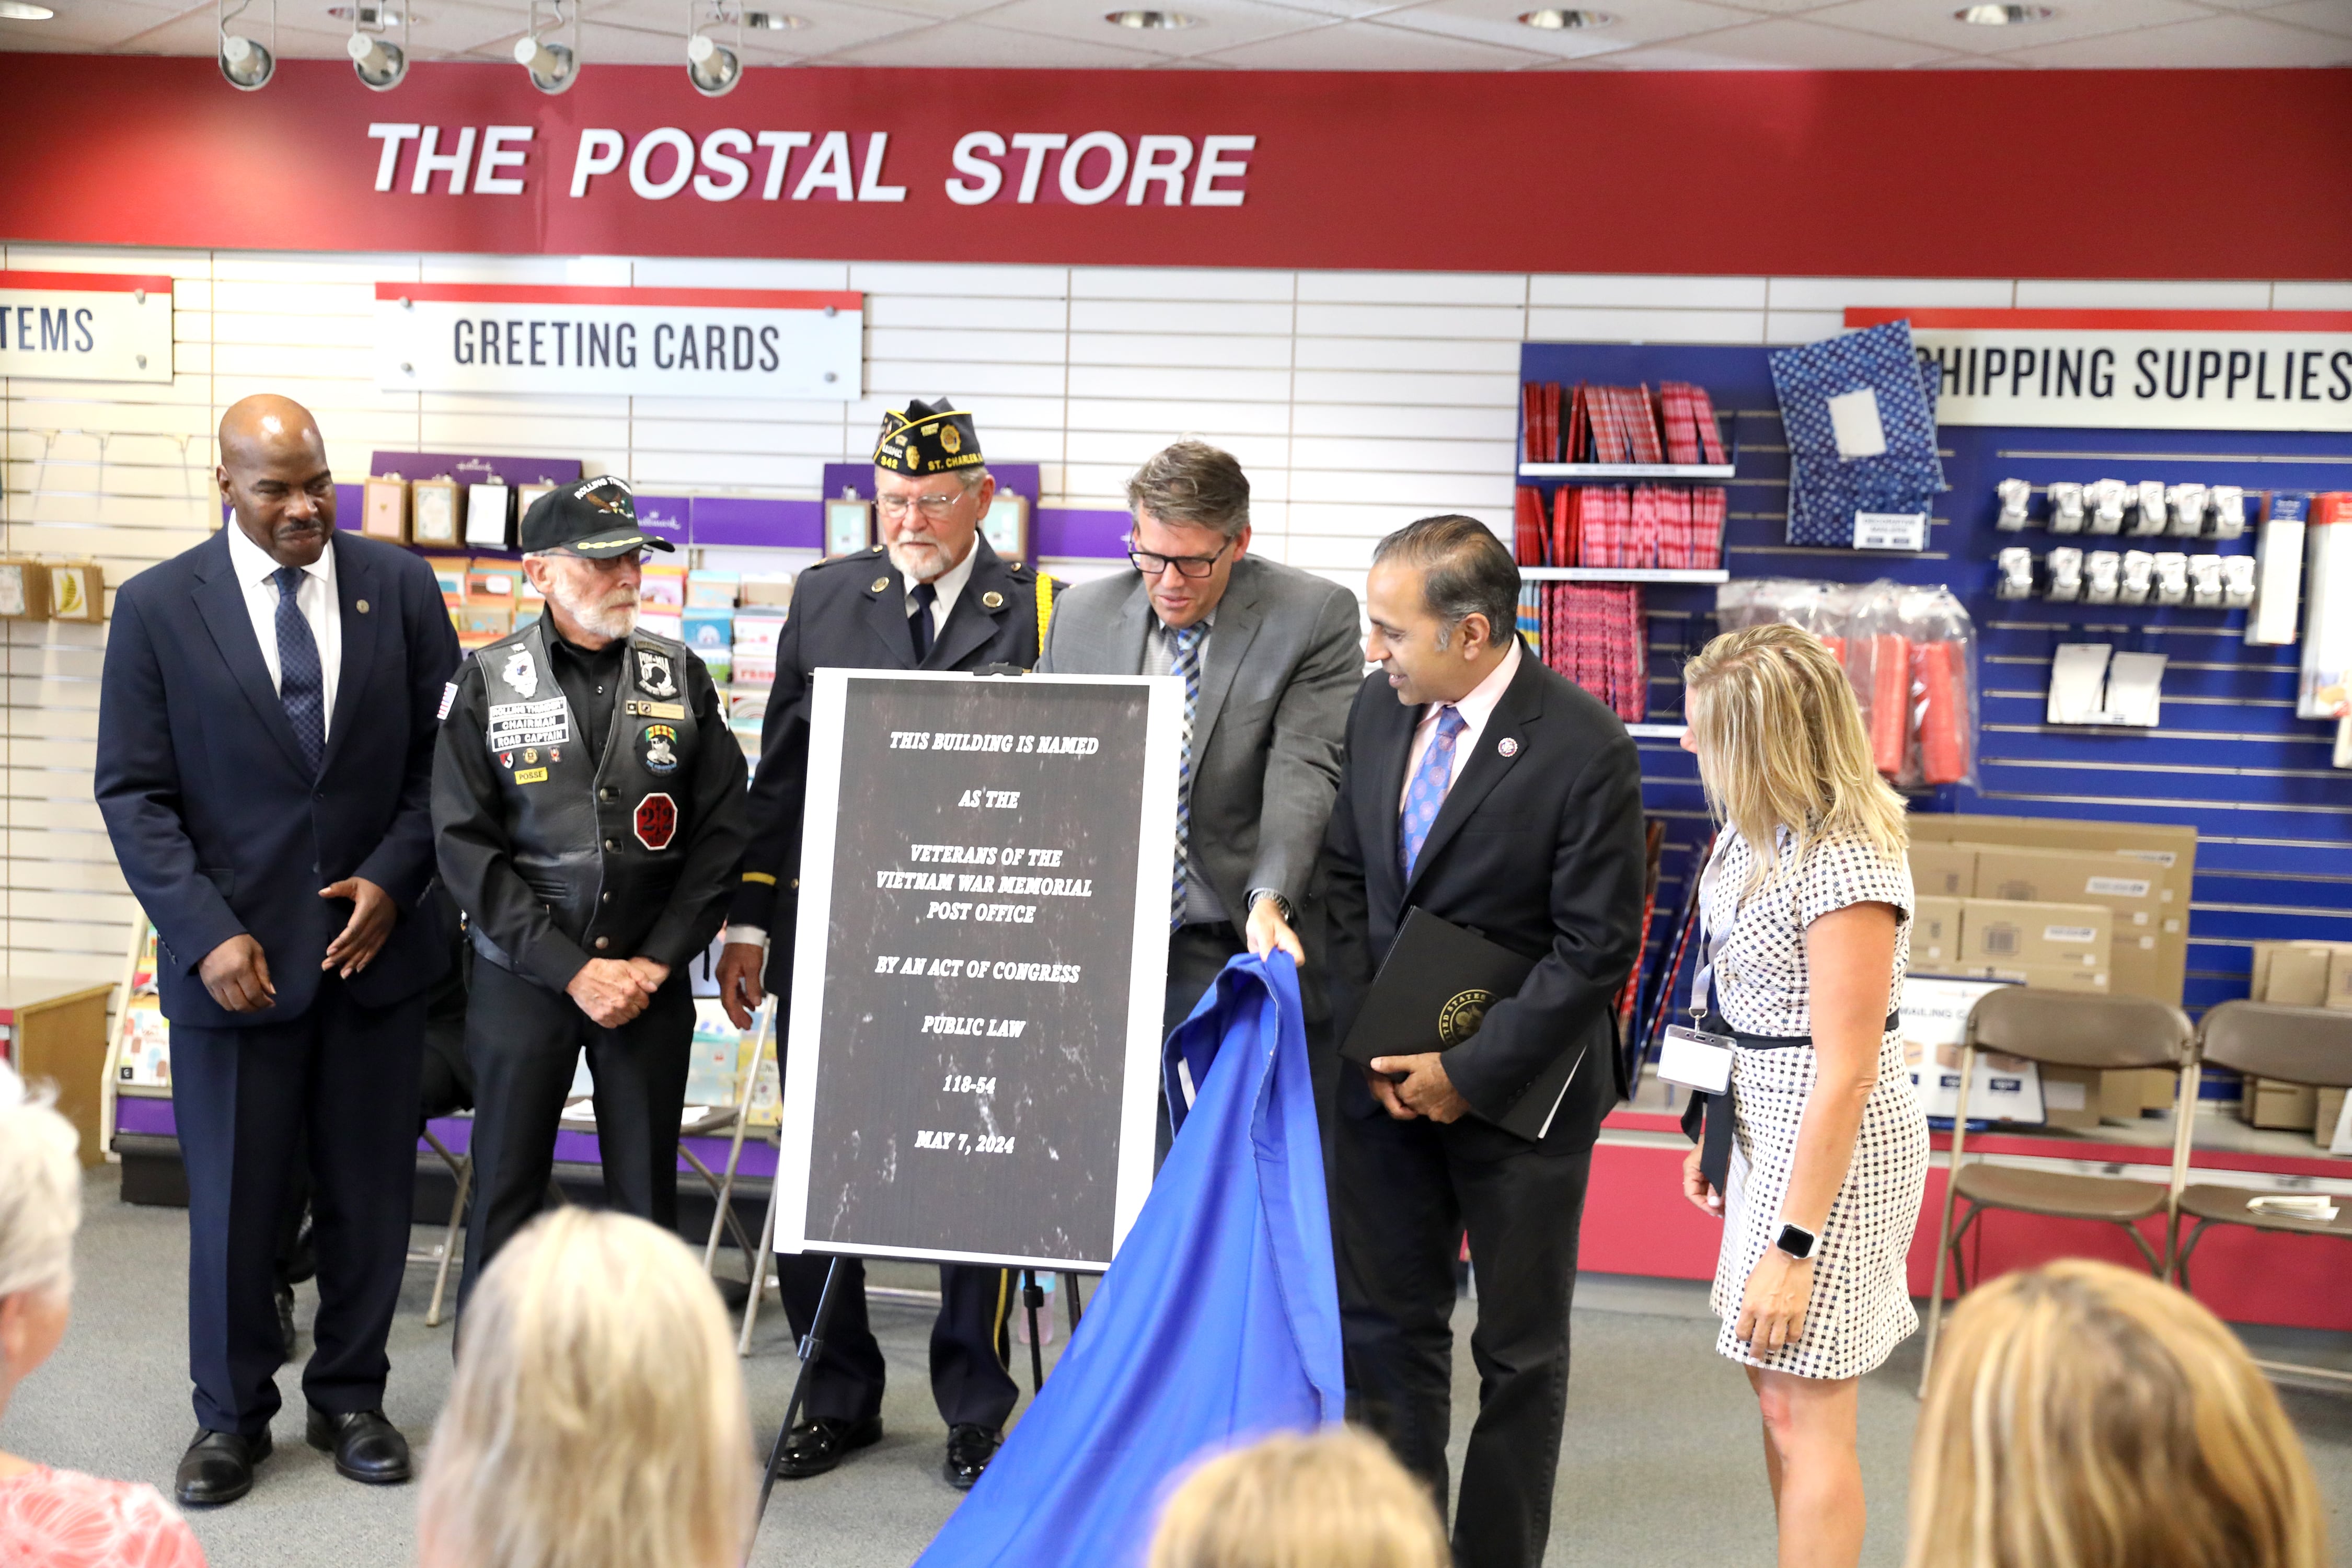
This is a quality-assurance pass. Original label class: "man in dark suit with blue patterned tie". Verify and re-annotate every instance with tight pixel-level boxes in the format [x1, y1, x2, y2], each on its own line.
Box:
[96, 395, 460, 1507]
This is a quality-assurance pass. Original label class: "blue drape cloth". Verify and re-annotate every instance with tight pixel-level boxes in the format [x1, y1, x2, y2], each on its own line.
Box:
[913, 951, 1345, 1568]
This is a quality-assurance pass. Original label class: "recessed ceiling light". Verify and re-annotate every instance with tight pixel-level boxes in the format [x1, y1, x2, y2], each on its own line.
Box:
[1956, 4, 2053, 21]
[1105, 9, 1197, 28]
[0, 2, 59, 18]
[744, 10, 804, 27]
[1519, 8, 1616, 27]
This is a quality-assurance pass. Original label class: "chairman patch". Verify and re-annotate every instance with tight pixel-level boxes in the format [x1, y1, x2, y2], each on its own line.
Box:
[637, 723, 681, 776]
[634, 792, 678, 851]
[487, 697, 572, 753]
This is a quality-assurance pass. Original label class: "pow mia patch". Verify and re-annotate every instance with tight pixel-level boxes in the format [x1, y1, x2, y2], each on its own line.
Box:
[501, 645, 540, 700]
[634, 792, 678, 851]
[634, 648, 679, 699]
[637, 723, 681, 776]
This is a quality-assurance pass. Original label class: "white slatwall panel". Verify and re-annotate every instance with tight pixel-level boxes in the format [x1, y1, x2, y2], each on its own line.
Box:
[0, 245, 2312, 990]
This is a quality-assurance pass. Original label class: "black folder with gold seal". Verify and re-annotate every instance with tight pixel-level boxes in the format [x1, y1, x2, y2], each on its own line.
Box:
[1340, 907, 1585, 1142]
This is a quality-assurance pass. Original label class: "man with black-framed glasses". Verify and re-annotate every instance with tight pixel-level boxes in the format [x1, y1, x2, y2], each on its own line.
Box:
[1037, 439, 1361, 1067]
[716, 398, 1056, 1495]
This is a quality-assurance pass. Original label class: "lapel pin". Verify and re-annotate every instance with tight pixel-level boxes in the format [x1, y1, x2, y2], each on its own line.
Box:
[1498, 736, 1519, 758]
[355, 599, 370, 614]
[870, 577, 891, 593]
[981, 590, 1005, 610]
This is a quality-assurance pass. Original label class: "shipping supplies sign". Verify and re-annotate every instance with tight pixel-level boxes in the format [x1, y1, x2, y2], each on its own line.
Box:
[779, 671, 1180, 1273]
[373, 282, 861, 399]
[1848, 307, 2352, 433]
[0, 271, 174, 384]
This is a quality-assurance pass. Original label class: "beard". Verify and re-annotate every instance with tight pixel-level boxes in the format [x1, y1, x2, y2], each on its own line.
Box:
[885, 531, 959, 584]
[556, 580, 639, 638]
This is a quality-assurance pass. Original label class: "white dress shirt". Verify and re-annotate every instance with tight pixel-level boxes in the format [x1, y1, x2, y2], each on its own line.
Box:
[225, 521, 342, 744]
[1400, 637, 1521, 813]
[909, 539, 978, 641]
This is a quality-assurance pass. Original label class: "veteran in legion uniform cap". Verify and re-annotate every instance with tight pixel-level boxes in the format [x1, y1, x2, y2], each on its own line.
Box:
[432, 476, 748, 1315]
[713, 398, 1056, 1493]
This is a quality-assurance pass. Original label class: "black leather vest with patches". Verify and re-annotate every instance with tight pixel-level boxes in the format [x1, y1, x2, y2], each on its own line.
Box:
[468, 615, 702, 973]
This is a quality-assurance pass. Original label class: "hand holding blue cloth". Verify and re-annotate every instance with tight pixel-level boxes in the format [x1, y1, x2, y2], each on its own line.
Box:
[914, 950, 1344, 1568]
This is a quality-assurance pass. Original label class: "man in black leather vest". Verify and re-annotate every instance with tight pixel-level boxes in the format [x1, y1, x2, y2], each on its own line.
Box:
[712, 399, 1055, 1493]
[432, 477, 748, 1315]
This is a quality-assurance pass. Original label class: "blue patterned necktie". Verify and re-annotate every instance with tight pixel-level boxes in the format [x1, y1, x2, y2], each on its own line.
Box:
[1399, 706, 1467, 880]
[273, 564, 325, 776]
[1169, 624, 1204, 930]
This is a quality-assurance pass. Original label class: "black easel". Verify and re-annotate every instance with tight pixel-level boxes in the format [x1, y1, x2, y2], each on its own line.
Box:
[1019, 1270, 1047, 1393]
[747, 1254, 846, 1559]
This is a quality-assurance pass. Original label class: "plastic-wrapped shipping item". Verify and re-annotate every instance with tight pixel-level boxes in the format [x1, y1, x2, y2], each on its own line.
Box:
[1903, 586, 1978, 790]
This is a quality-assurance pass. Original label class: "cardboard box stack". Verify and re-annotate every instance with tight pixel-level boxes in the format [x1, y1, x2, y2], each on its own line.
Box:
[2239, 940, 2352, 1135]
[1907, 813, 2197, 1126]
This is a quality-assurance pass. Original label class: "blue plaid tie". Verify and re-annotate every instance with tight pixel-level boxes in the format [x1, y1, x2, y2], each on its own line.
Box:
[1169, 625, 1204, 930]
[1399, 706, 1467, 880]
[273, 564, 325, 776]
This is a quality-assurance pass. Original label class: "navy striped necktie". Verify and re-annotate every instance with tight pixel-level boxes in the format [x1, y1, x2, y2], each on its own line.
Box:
[274, 564, 326, 776]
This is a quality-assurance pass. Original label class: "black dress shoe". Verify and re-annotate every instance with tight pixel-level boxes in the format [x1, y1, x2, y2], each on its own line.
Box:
[774, 1415, 883, 1479]
[176, 1427, 271, 1507]
[275, 1284, 298, 1361]
[943, 1424, 1000, 1491]
[306, 1407, 412, 1485]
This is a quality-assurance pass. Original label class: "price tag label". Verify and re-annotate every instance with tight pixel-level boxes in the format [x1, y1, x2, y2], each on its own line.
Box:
[1853, 511, 1928, 551]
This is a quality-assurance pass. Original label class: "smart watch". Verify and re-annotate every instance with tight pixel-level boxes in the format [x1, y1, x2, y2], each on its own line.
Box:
[1774, 1223, 1818, 1262]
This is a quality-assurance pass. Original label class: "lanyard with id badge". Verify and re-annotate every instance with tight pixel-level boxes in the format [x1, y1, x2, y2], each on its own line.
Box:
[1659, 838, 1736, 1098]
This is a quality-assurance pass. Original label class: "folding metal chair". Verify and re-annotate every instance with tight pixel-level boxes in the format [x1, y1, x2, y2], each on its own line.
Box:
[1918, 986, 2197, 1394]
[2167, 999, 2352, 1390]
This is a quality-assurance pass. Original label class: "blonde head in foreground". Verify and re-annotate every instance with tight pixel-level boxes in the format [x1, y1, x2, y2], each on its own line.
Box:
[1147, 1427, 1449, 1568]
[1906, 1259, 2325, 1568]
[1681, 622, 1906, 890]
[418, 1208, 751, 1568]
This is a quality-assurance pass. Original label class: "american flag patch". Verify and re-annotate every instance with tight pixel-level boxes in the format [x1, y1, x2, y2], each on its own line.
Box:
[436, 681, 458, 722]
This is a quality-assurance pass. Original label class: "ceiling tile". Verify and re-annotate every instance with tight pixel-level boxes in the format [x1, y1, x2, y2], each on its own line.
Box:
[981, 0, 1332, 57]
[0, 0, 200, 51]
[1800, 0, 2211, 53]
[1599, 15, 1962, 61]
[1194, 13, 1556, 59]
[1379, 0, 1762, 56]
[1990, 9, 2346, 60]
[2251, 0, 2352, 37]
[816, 16, 1171, 63]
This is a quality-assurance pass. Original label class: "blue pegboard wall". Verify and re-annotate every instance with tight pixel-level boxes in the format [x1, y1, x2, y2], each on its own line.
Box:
[1518, 341, 2352, 1064]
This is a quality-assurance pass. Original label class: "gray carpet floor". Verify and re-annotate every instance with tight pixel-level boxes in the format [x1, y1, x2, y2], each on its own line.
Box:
[9, 1166, 2352, 1566]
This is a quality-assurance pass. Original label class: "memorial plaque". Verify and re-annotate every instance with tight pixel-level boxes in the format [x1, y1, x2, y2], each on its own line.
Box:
[778, 671, 1179, 1272]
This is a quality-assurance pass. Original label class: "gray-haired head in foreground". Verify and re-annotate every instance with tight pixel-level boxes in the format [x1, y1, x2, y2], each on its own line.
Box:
[1373, 514, 1520, 649]
[1126, 440, 1251, 541]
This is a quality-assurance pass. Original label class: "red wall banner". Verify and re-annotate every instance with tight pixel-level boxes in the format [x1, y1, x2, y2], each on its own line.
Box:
[2, 57, 2348, 279]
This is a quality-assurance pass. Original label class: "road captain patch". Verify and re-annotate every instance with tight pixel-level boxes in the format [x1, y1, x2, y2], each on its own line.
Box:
[634, 648, 679, 699]
[634, 792, 678, 851]
[487, 697, 572, 752]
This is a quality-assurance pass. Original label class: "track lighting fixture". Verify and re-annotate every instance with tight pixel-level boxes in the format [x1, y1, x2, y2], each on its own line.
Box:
[685, 0, 741, 96]
[345, 0, 408, 89]
[216, 0, 274, 89]
[514, 0, 579, 92]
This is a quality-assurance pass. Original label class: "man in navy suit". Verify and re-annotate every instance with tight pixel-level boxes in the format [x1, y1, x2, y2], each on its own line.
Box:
[1321, 514, 1646, 1568]
[96, 395, 459, 1506]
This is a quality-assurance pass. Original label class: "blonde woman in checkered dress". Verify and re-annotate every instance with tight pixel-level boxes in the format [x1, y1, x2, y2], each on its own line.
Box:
[1674, 624, 1930, 1568]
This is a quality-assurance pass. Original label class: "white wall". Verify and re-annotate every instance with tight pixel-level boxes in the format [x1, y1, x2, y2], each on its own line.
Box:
[3, 242, 2341, 987]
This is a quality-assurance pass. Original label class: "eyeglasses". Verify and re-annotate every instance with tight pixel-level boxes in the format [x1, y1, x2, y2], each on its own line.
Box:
[877, 492, 966, 521]
[1125, 537, 1230, 579]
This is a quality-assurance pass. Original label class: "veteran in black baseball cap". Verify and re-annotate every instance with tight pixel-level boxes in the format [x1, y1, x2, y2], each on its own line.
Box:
[518, 475, 678, 558]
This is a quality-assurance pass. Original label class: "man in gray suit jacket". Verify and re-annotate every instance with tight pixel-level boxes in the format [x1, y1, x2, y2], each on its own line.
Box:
[1036, 440, 1361, 1038]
